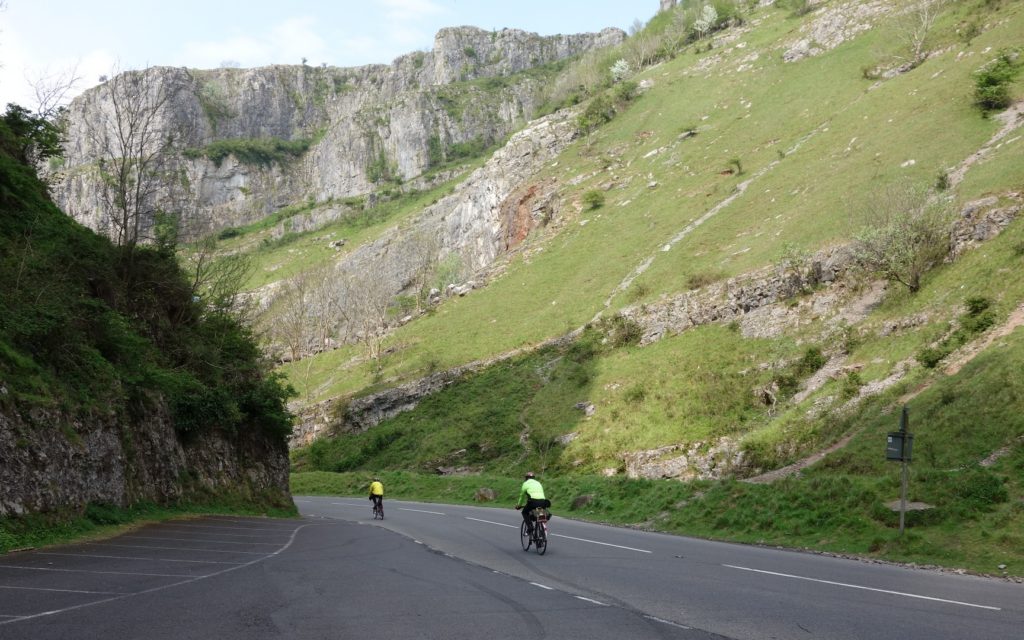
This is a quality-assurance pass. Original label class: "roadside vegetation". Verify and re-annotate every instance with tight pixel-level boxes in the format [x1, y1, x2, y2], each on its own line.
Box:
[0, 104, 294, 525]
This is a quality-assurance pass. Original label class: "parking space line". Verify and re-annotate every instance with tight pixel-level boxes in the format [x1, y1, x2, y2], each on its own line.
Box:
[0, 585, 122, 595]
[37, 552, 243, 565]
[149, 527, 286, 539]
[121, 535, 281, 546]
[0, 565, 193, 578]
[157, 523, 293, 532]
[87, 542, 266, 555]
[0, 523, 312, 626]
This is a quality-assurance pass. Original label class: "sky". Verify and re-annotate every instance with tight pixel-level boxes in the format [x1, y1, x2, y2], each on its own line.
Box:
[0, 0, 656, 109]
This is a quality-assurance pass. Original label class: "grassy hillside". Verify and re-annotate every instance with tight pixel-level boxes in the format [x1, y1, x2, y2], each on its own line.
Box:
[225, 0, 1024, 572]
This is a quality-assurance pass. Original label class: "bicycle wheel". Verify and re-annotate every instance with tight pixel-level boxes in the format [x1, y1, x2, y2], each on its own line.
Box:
[520, 520, 532, 551]
[534, 520, 547, 555]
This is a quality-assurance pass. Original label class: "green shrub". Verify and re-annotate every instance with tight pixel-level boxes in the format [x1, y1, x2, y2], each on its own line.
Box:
[916, 346, 949, 368]
[187, 137, 313, 167]
[973, 49, 1020, 113]
[582, 189, 606, 210]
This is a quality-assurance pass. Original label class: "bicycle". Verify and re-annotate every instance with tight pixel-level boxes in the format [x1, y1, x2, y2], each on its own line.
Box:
[519, 507, 548, 555]
[372, 499, 384, 520]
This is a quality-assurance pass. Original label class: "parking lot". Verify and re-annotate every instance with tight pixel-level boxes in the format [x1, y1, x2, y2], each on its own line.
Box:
[0, 516, 306, 626]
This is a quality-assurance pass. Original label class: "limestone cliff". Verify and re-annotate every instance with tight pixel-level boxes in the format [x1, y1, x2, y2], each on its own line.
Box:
[0, 403, 290, 517]
[52, 26, 624, 241]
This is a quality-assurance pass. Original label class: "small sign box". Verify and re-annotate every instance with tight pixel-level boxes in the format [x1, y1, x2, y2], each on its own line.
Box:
[886, 431, 913, 462]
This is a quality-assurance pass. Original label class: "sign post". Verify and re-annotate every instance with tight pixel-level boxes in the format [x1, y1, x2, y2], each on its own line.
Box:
[885, 406, 914, 536]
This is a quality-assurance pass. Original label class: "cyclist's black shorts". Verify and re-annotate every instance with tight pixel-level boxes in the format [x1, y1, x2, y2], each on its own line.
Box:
[522, 498, 551, 520]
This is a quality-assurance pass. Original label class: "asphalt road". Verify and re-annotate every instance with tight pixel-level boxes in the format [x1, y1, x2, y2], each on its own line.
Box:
[0, 498, 1019, 639]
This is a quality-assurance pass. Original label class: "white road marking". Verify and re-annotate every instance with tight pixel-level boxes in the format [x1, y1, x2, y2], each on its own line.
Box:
[575, 596, 609, 606]
[122, 535, 280, 546]
[0, 565, 190, 578]
[530, 582, 554, 590]
[37, 552, 241, 565]
[0, 585, 122, 595]
[551, 533, 651, 554]
[330, 502, 366, 507]
[644, 615, 692, 630]
[465, 517, 652, 552]
[723, 565, 1002, 611]
[86, 542, 265, 555]
[398, 508, 446, 515]
[152, 527, 285, 539]
[0, 524, 311, 626]
[154, 523, 288, 533]
[465, 517, 517, 528]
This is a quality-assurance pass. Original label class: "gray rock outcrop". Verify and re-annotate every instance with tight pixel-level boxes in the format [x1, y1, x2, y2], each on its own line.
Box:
[52, 26, 624, 241]
[0, 404, 289, 518]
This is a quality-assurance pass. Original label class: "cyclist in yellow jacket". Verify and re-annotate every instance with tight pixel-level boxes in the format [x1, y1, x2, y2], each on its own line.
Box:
[514, 472, 550, 531]
[369, 478, 384, 513]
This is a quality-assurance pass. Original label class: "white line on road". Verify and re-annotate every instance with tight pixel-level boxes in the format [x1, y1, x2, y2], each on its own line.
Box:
[0, 565, 190, 578]
[465, 518, 652, 552]
[154, 523, 289, 533]
[86, 542, 266, 555]
[575, 596, 609, 606]
[551, 533, 651, 554]
[723, 565, 1002, 611]
[123, 535, 281, 546]
[154, 527, 285, 539]
[465, 517, 516, 528]
[330, 502, 366, 507]
[37, 552, 242, 565]
[530, 582, 554, 590]
[0, 524, 313, 626]
[643, 615, 692, 630]
[0, 585, 122, 595]
[399, 508, 446, 515]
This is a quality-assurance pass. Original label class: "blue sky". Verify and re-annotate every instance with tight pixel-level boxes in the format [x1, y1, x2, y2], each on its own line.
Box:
[0, 0, 656, 108]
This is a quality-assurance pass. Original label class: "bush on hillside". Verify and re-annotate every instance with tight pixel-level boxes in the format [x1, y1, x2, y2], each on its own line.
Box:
[973, 49, 1020, 113]
[852, 181, 956, 293]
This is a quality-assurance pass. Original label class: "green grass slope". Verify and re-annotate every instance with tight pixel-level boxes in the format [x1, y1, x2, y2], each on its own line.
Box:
[281, 1, 1024, 573]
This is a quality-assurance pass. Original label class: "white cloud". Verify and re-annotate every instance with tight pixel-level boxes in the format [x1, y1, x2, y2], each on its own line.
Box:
[379, 0, 446, 22]
[0, 27, 116, 108]
[180, 16, 329, 69]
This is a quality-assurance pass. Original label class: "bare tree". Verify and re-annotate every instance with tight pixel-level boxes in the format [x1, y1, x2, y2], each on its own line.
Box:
[86, 65, 182, 252]
[269, 271, 314, 363]
[852, 180, 956, 293]
[341, 268, 394, 369]
[27, 64, 81, 121]
[894, 0, 946, 70]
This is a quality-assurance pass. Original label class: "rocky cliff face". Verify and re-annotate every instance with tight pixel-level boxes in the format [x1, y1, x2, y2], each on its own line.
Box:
[0, 403, 290, 517]
[52, 26, 624, 241]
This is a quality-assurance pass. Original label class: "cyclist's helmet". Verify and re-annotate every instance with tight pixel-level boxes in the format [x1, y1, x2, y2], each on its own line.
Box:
[524, 471, 535, 479]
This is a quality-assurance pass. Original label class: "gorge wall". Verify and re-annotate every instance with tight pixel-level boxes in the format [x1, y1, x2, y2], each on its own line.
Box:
[52, 26, 624, 241]
[0, 402, 290, 518]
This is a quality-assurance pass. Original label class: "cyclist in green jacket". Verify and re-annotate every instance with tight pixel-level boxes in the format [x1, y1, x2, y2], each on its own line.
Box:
[514, 471, 551, 531]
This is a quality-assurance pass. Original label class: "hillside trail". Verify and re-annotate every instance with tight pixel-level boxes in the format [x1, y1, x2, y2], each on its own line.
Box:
[745, 302, 1024, 484]
[735, 96, 1024, 485]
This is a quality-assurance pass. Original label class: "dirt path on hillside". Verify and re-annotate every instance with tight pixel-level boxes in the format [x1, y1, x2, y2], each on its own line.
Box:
[747, 303, 1024, 484]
